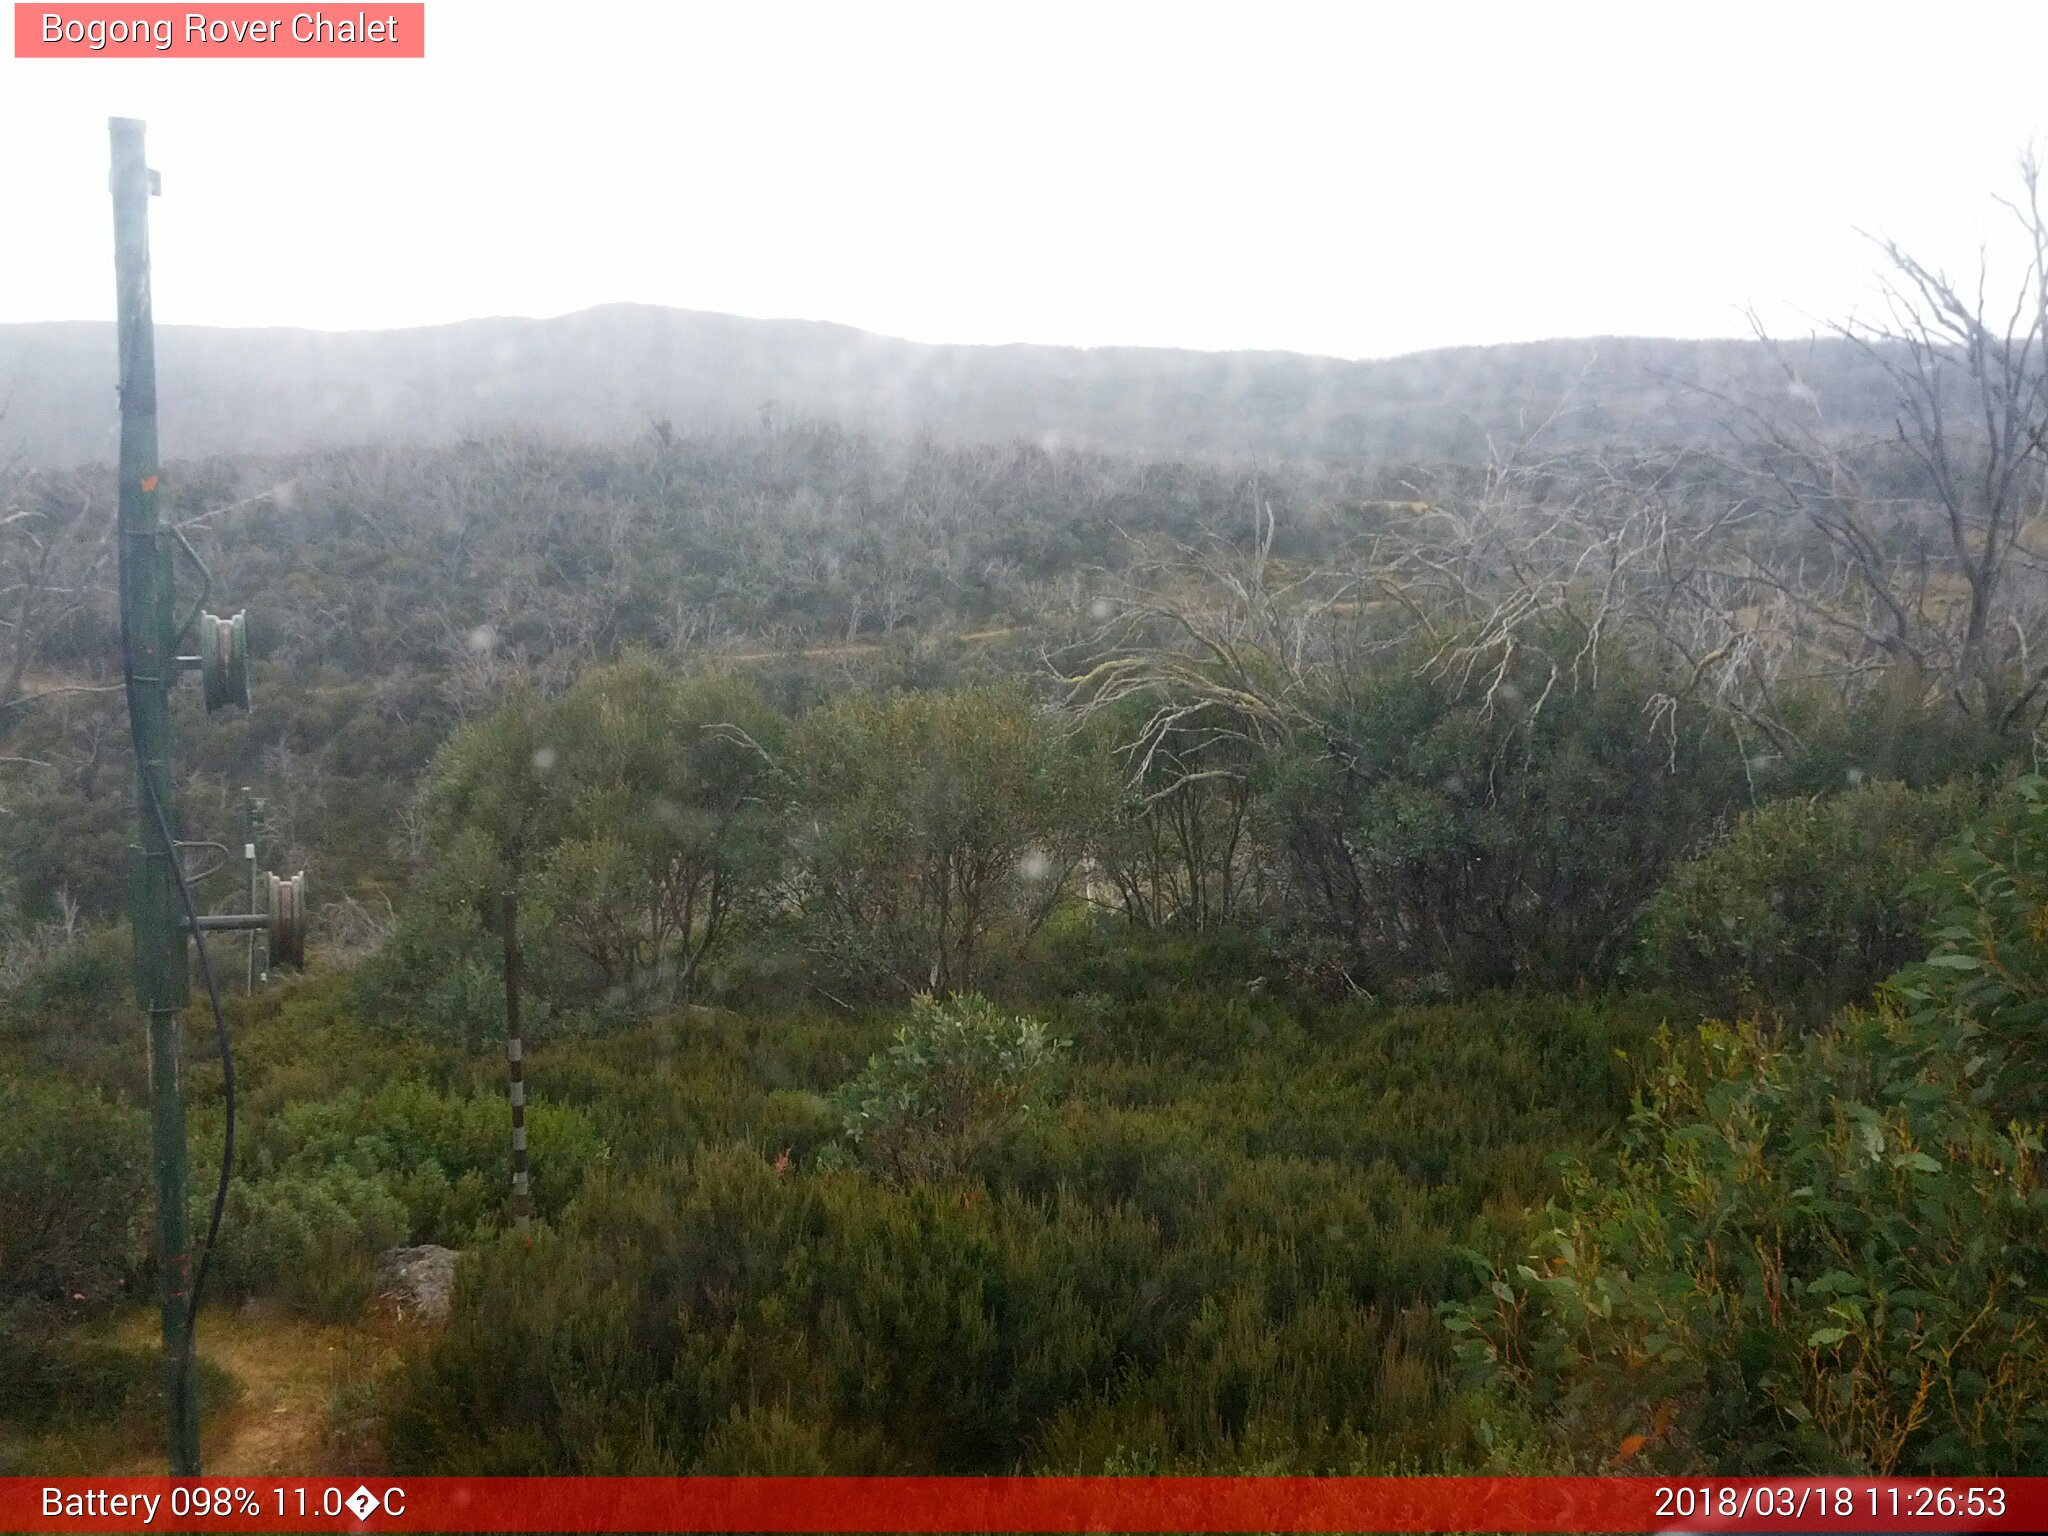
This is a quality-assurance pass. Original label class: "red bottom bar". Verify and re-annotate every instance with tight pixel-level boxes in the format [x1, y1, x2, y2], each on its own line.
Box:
[4, 1476, 2042, 1533]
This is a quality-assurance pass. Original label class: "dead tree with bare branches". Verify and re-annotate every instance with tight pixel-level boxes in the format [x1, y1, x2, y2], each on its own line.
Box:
[0, 457, 117, 733]
[1710, 155, 2048, 730]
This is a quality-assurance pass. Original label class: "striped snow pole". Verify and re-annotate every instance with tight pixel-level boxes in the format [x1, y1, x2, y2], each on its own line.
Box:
[501, 887, 532, 1240]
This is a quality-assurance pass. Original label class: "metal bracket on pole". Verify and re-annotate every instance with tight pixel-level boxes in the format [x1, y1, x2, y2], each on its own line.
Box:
[189, 870, 307, 969]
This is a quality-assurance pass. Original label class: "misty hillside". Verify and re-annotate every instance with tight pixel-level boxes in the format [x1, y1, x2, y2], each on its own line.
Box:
[0, 304, 1903, 468]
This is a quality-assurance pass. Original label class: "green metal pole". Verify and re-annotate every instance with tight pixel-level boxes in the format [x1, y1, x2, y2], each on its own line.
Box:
[111, 115, 200, 1478]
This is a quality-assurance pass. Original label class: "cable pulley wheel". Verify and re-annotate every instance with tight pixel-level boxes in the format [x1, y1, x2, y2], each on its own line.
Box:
[198, 610, 250, 713]
[266, 870, 307, 968]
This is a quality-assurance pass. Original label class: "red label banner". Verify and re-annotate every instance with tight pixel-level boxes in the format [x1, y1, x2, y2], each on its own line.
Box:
[13, 4, 424, 57]
[2, 1476, 2044, 1533]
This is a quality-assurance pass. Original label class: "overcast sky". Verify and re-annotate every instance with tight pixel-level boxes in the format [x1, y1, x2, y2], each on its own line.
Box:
[3, 0, 2046, 358]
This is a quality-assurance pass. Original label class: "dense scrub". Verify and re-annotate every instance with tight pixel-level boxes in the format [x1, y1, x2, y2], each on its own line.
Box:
[0, 904, 1665, 1472]
[11, 733, 2033, 1474]
[5, 415, 2046, 1476]
[382, 985, 1664, 1473]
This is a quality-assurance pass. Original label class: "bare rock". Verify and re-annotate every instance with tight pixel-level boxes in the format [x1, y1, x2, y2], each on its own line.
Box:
[374, 1244, 460, 1325]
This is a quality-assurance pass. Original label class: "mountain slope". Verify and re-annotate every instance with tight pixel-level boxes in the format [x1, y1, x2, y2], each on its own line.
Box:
[0, 304, 1898, 467]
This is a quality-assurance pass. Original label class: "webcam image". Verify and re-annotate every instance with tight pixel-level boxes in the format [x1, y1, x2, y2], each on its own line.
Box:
[2, 5, 2045, 1529]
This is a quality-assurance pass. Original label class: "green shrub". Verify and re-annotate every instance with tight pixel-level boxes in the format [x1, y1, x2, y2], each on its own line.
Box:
[0, 926, 138, 1097]
[0, 1333, 237, 1467]
[0, 1335, 161, 1438]
[0, 1077, 146, 1315]
[836, 994, 1070, 1183]
[1451, 777, 2048, 1473]
[1262, 641, 1750, 995]
[1637, 778, 1982, 1020]
[791, 685, 1107, 996]
[1446, 1013, 2048, 1472]
[244, 1078, 606, 1239]
[201, 1165, 408, 1318]
[1887, 772, 2048, 1121]
[0, 1076, 155, 1455]
[352, 830, 560, 1051]
[1018, 915, 1277, 1012]
[188, 1073, 608, 1315]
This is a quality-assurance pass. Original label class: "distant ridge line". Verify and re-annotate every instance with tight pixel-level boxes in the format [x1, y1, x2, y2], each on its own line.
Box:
[0, 304, 1894, 468]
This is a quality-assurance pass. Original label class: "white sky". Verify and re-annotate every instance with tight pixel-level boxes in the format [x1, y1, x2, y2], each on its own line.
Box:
[2, 0, 2046, 358]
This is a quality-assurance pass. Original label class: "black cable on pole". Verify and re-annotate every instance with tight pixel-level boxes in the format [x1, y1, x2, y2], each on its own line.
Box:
[151, 774, 235, 1398]
[115, 309, 236, 1445]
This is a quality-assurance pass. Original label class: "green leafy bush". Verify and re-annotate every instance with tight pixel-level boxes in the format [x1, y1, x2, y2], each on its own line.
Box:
[1638, 778, 1982, 1020]
[0, 1077, 153, 1445]
[791, 684, 1108, 995]
[1263, 640, 1750, 995]
[201, 1165, 409, 1318]
[1888, 772, 2048, 1119]
[533, 661, 787, 1008]
[0, 926, 138, 1096]
[836, 994, 1069, 1183]
[190, 1065, 608, 1316]
[1450, 777, 2048, 1473]
[353, 824, 563, 1049]
[1446, 1014, 2048, 1472]
[242, 1078, 606, 1239]
[0, 1077, 146, 1317]
[0, 1334, 237, 1468]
